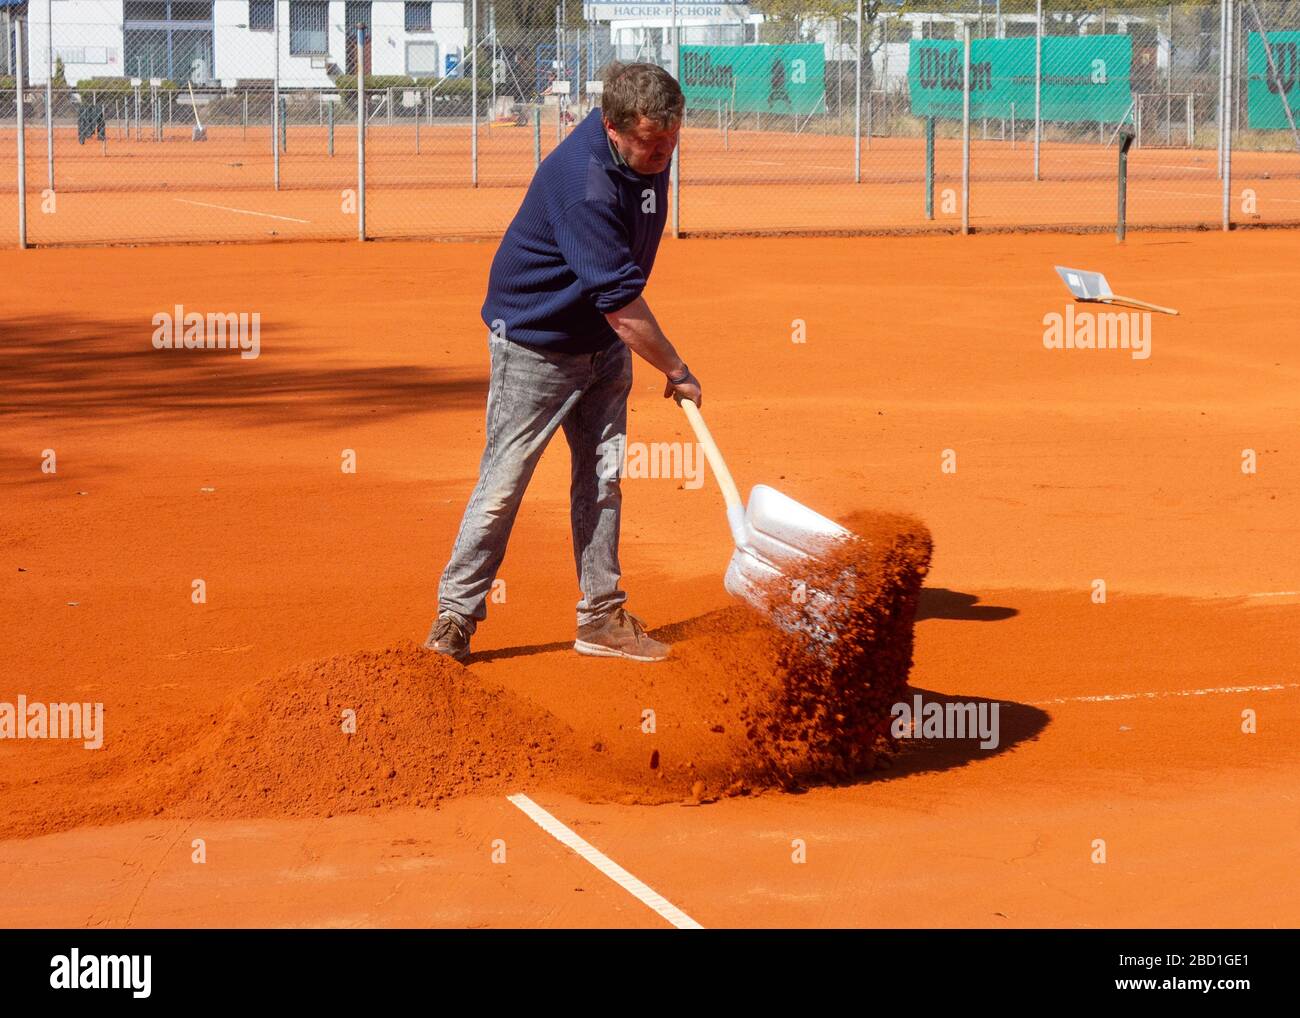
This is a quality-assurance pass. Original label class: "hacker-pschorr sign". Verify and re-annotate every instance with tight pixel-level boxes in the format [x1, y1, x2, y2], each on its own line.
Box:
[583, 4, 751, 19]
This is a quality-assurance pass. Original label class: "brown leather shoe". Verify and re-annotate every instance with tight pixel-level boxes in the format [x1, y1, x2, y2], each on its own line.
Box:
[574, 607, 669, 662]
[424, 612, 471, 663]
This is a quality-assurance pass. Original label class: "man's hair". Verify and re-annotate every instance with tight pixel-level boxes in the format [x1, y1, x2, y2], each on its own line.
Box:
[600, 61, 685, 133]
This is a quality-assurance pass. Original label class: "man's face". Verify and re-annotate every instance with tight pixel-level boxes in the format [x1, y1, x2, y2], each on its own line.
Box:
[605, 115, 680, 175]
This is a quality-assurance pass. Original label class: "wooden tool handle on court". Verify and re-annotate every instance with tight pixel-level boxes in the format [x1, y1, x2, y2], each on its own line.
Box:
[1092, 295, 1179, 316]
[679, 398, 743, 514]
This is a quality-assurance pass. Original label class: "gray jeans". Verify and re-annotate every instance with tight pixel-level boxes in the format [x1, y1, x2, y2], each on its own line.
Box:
[438, 331, 632, 634]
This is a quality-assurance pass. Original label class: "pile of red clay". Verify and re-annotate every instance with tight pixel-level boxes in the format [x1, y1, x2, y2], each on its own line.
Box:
[0, 647, 582, 840]
[177, 646, 577, 818]
[1, 510, 930, 838]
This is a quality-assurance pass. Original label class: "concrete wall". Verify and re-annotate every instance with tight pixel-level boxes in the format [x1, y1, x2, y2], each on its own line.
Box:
[29, 1, 124, 85]
[27, 0, 468, 87]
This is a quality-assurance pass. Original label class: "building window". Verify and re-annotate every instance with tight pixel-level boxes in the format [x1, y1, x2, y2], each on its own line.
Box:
[122, 2, 214, 22]
[921, 20, 956, 41]
[407, 40, 439, 76]
[405, 2, 432, 34]
[170, 2, 214, 21]
[249, 0, 274, 32]
[124, 2, 214, 81]
[124, 2, 168, 20]
[290, 1, 329, 55]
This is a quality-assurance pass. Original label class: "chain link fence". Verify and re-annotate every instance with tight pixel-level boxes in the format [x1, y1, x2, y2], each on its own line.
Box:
[2, 0, 1299, 246]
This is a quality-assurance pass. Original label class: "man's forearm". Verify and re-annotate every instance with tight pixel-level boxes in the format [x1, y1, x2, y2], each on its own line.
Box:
[605, 296, 686, 377]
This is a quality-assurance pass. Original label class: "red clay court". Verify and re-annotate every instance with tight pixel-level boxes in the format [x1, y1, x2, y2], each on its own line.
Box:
[2, 227, 1297, 928]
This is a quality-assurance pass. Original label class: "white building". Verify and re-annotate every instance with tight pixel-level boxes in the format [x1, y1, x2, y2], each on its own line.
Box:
[590, 2, 758, 71]
[25, 0, 468, 88]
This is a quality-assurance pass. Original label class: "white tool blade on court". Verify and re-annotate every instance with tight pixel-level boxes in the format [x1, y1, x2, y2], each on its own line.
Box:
[722, 484, 850, 607]
[723, 485, 855, 646]
[678, 400, 857, 643]
[1055, 265, 1114, 301]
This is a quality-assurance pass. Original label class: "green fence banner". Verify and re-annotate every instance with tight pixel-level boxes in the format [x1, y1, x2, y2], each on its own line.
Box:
[681, 44, 826, 116]
[908, 36, 1133, 124]
[1247, 32, 1300, 129]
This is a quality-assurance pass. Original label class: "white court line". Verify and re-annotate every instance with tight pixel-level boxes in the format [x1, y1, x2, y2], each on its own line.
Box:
[1249, 590, 1300, 598]
[1129, 185, 1300, 206]
[507, 792, 703, 930]
[1032, 682, 1300, 707]
[173, 198, 312, 223]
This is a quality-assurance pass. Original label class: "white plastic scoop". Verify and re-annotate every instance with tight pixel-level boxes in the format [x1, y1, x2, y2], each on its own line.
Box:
[1054, 265, 1179, 315]
[679, 399, 852, 628]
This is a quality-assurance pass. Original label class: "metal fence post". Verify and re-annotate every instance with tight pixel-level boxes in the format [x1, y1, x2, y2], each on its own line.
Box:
[853, 0, 862, 183]
[490, 1, 498, 130]
[1234, 0, 1243, 142]
[273, 2, 281, 191]
[671, 0, 679, 236]
[1222, 0, 1233, 230]
[534, 103, 541, 167]
[357, 26, 366, 241]
[1117, 126, 1134, 242]
[16, 19, 26, 249]
[962, 24, 971, 234]
[472, 0, 479, 187]
[1034, 0, 1042, 182]
[1165, 3, 1173, 147]
[1217, 0, 1227, 179]
[670, 140, 680, 237]
[45, 0, 53, 190]
[925, 116, 934, 220]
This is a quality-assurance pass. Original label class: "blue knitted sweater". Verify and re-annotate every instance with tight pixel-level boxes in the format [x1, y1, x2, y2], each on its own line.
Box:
[480, 109, 670, 354]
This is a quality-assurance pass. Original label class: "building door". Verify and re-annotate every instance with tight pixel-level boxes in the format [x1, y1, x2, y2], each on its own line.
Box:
[345, 2, 371, 76]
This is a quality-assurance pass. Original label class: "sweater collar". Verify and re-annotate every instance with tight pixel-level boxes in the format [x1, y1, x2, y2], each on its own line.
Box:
[588, 109, 653, 179]
[606, 131, 629, 169]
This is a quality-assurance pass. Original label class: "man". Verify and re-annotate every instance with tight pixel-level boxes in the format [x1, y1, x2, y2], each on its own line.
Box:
[425, 62, 701, 665]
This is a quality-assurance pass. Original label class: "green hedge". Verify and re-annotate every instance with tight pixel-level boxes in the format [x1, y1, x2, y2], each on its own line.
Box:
[74, 76, 180, 92]
[331, 75, 488, 98]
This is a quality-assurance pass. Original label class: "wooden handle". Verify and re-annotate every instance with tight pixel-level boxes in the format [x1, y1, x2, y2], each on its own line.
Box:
[186, 79, 200, 127]
[1099, 295, 1179, 316]
[678, 399, 743, 515]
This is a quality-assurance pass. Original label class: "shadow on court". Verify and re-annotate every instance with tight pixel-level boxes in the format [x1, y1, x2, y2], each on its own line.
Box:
[0, 314, 486, 426]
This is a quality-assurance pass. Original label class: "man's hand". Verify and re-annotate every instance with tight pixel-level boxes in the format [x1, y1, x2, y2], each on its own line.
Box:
[664, 368, 702, 408]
